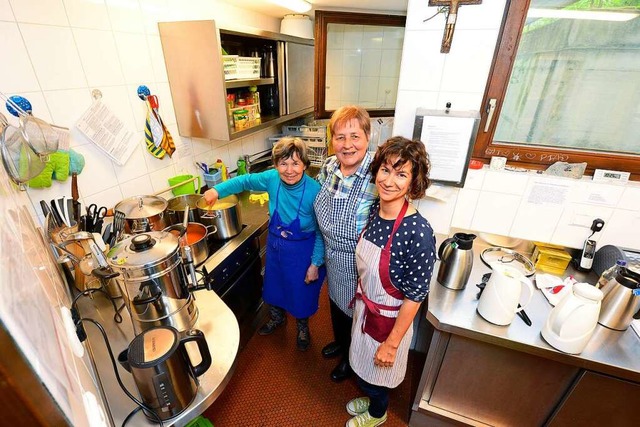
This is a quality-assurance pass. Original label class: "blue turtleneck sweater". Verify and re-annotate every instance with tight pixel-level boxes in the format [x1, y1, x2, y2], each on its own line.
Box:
[214, 169, 324, 266]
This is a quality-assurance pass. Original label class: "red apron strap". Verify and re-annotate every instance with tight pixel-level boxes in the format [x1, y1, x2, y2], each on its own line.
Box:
[378, 200, 409, 300]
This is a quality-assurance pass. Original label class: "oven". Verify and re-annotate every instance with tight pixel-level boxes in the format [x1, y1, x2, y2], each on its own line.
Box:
[199, 223, 268, 350]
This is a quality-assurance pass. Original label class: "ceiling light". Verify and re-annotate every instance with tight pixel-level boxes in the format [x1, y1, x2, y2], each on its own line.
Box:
[268, 0, 312, 14]
[528, 8, 639, 22]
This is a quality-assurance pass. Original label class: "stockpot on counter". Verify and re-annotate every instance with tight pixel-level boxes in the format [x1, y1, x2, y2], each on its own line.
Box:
[114, 195, 168, 234]
[106, 226, 202, 334]
[196, 194, 242, 240]
[166, 194, 203, 225]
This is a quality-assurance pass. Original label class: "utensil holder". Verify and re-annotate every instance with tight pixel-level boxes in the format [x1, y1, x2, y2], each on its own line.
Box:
[49, 221, 87, 291]
[203, 168, 222, 189]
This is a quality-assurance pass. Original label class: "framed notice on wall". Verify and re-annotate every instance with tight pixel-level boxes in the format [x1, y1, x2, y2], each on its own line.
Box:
[412, 108, 480, 187]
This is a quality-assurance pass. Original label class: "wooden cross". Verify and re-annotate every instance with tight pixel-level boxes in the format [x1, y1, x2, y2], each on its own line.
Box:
[429, 0, 483, 53]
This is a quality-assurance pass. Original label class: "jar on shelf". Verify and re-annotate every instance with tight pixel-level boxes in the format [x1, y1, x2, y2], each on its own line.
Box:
[233, 109, 249, 130]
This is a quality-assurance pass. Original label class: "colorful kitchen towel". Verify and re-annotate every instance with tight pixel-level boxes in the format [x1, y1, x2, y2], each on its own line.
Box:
[143, 93, 175, 158]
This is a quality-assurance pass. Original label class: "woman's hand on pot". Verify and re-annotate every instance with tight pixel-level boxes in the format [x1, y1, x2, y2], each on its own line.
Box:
[204, 188, 219, 205]
[374, 341, 397, 368]
[304, 264, 319, 284]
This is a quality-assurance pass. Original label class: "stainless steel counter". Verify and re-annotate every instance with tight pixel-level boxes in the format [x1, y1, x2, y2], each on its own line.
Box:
[427, 250, 640, 383]
[78, 281, 239, 426]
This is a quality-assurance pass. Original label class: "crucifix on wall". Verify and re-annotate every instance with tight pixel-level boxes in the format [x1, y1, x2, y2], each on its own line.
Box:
[429, 0, 483, 53]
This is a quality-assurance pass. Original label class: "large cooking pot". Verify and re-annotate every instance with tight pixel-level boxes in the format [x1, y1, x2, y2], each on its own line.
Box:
[166, 194, 203, 225]
[106, 227, 198, 333]
[115, 195, 168, 234]
[196, 195, 242, 240]
[117, 326, 211, 421]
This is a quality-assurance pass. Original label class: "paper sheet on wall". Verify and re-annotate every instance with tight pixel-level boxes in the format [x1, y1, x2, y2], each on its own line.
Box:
[413, 109, 479, 187]
[525, 178, 571, 206]
[75, 100, 137, 165]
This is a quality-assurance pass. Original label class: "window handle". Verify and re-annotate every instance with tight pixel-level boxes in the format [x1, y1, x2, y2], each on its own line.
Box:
[484, 98, 497, 132]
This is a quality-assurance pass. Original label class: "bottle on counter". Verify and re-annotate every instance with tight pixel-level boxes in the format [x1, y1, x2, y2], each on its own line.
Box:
[597, 259, 627, 288]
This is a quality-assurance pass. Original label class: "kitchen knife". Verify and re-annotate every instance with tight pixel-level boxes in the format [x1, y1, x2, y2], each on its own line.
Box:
[39, 200, 52, 219]
[71, 173, 81, 224]
[50, 199, 63, 227]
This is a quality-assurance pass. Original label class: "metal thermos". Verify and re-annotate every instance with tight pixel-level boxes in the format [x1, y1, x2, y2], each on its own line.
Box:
[262, 45, 275, 78]
[598, 267, 640, 330]
[437, 233, 477, 290]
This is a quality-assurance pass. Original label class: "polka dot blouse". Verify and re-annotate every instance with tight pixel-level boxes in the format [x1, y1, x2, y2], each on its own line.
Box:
[362, 209, 437, 303]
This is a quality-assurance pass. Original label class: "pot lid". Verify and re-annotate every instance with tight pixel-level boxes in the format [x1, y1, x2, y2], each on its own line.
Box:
[107, 231, 179, 269]
[128, 326, 178, 367]
[115, 195, 168, 219]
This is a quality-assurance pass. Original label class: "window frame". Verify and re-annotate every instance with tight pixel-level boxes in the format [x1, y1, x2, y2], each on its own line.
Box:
[313, 10, 406, 119]
[472, 0, 640, 179]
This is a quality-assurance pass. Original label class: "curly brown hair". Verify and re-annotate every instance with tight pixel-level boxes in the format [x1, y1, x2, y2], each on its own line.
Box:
[370, 136, 431, 200]
[272, 136, 310, 168]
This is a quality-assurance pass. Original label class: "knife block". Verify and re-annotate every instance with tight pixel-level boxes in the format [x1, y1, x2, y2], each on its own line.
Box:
[49, 222, 87, 291]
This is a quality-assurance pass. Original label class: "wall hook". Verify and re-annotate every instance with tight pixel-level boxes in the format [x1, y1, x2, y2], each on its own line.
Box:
[137, 85, 151, 101]
[91, 89, 102, 100]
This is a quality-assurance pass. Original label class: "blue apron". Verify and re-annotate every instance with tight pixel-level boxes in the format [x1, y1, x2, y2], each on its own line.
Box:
[263, 180, 327, 318]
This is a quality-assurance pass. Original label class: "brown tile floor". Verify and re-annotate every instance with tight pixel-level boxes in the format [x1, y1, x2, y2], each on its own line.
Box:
[202, 287, 426, 426]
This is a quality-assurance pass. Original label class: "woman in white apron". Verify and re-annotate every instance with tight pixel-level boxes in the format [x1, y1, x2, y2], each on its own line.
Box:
[314, 106, 378, 381]
[345, 137, 436, 427]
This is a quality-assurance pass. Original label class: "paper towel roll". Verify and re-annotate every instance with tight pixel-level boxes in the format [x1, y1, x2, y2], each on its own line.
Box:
[280, 14, 314, 39]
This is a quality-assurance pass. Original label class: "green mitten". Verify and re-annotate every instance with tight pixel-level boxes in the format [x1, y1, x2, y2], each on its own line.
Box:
[28, 150, 70, 188]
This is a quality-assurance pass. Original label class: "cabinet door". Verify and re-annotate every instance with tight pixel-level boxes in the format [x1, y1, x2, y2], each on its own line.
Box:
[285, 42, 314, 115]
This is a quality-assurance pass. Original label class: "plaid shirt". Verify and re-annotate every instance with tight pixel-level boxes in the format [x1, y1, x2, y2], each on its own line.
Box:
[316, 152, 378, 234]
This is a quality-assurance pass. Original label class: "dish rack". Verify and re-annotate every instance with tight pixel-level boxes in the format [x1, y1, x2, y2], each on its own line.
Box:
[222, 55, 261, 80]
[269, 125, 328, 167]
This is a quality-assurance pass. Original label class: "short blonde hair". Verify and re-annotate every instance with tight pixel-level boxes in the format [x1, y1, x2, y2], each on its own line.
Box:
[329, 105, 371, 139]
[272, 136, 310, 168]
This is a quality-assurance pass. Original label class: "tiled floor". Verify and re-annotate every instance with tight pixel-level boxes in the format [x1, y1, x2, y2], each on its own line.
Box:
[203, 287, 427, 426]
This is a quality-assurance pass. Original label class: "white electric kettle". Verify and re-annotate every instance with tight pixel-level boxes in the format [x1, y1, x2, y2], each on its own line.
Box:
[542, 282, 603, 354]
[477, 264, 535, 326]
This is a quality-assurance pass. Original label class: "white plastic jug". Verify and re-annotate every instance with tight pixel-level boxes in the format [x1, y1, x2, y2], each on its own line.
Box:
[541, 282, 603, 354]
[477, 264, 534, 326]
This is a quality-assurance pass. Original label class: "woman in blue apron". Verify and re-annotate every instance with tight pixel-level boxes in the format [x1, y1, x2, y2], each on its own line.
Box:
[204, 137, 326, 351]
[345, 137, 436, 427]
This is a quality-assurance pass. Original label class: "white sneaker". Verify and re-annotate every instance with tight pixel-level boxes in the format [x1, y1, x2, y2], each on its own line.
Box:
[346, 397, 370, 416]
[345, 410, 387, 427]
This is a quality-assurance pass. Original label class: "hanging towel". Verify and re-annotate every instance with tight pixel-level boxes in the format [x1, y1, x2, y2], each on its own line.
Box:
[144, 102, 166, 159]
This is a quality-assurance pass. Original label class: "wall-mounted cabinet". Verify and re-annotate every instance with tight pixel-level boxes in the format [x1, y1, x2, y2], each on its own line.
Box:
[159, 20, 314, 141]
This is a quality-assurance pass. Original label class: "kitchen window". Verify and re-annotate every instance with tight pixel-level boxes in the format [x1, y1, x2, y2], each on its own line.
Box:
[473, 0, 640, 178]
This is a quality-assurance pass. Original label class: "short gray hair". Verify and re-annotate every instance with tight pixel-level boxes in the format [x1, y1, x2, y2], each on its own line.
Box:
[272, 136, 310, 167]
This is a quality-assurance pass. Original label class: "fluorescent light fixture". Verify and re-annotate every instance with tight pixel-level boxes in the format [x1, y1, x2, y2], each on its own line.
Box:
[268, 0, 312, 14]
[528, 8, 639, 22]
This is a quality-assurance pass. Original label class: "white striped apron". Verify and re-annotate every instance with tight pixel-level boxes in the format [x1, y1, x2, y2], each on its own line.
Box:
[349, 202, 412, 388]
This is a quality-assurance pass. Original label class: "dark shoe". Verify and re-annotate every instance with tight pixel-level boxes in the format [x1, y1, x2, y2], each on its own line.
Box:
[331, 359, 352, 383]
[322, 341, 342, 359]
[296, 319, 310, 352]
[258, 317, 285, 336]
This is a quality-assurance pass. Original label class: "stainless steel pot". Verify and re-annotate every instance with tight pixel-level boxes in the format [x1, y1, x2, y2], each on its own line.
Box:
[167, 194, 203, 225]
[164, 222, 216, 266]
[106, 228, 198, 334]
[196, 195, 242, 240]
[117, 326, 211, 421]
[114, 195, 168, 234]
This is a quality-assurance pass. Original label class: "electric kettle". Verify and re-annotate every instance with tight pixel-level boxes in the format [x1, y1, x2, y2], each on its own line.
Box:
[541, 282, 603, 354]
[118, 326, 212, 421]
[437, 233, 477, 290]
[598, 267, 640, 331]
[477, 264, 534, 326]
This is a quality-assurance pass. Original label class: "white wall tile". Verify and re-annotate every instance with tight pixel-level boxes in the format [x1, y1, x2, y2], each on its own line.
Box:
[142, 137, 173, 172]
[64, 0, 110, 30]
[73, 143, 118, 196]
[146, 34, 168, 83]
[405, 0, 446, 31]
[471, 192, 519, 235]
[361, 25, 383, 49]
[0, 0, 14, 21]
[20, 24, 87, 90]
[598, 210, 640, 251]
[462, 167, 485, 190]
[113, 144, 148, 183]
[43, 88, 92, 129]
[154, 82, 175, 125]
[119, 174, 153, 199]
[380, 49, 402, 77]
[342, 49, 362, 77]
[94, 85, 137, 132]
[326, 48, 343, 76]
[326, 23, 344, 48]
[450, 188, 479, 230]
[358, 77, 379, 103]
[440, 29, 499, 93]
[436, 91, 484, 112]
[73, 28, 124, 86]
[10, 0, 68, 26]
[84, 185, 123, 208]
[149, 164, 177, 196]
[382, 26, 404, 49]
[418, 196, 456, 235]
[510, 201, 564, 243]
[617, 186, 640, 211]
[105, 0, 144, 33]
[482, 170, 530, 195]
[377, 77, 398, 108]
[392, 89, 439, 138]
[340, 76, 360, 103]
[114, 32, 154, 85]
[569, 181, 625, 207]
[398, 30, 445, 91]
[0, 22, 40, 92]
[343, 24, 363, 49]
[191, 137, 212, 156]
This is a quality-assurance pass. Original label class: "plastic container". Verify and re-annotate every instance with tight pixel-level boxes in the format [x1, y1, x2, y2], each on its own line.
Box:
[167, 174, 200, 196]
[597, 259, 627, 289]
[203, 168, 222, 188]
[533, 244, 572, 275]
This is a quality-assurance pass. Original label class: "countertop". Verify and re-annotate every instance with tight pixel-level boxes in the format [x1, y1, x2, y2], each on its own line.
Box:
[78, 289, 239, 426]
[427, 245, 640, 383]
